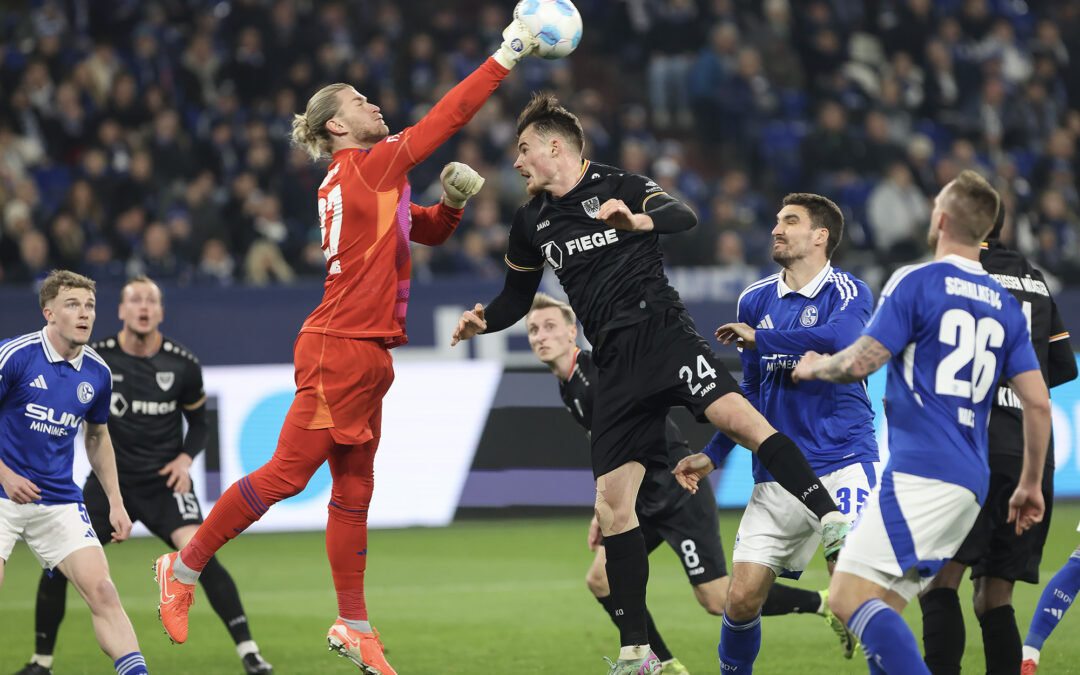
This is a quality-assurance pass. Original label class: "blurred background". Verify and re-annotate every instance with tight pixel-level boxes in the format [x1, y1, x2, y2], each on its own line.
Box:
[3, 0, 1080, 516]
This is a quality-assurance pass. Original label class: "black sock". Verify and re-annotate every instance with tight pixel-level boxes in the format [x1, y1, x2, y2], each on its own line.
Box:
[979, 605, 1021, 675]
[920, 588, 964, 675]
[762, 583, 822, 616]
[597, 596, 673, 661]
[755, 433, 838, 520]
[34, 569, 68, 655]
[603, 528, 650, 647]
[199, 555, 253, 644]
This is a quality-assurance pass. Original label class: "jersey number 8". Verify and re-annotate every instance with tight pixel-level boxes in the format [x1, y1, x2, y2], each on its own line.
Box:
[935, 308, 1004, 404]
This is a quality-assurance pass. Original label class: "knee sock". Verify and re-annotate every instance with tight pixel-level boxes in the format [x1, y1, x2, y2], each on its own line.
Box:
[604, 528, 650, 647]
[755, 433, 838, 520]
[1025, 555, 1080, 652]
[980, 604, 1021, 675]
[114, 651, 148, 675]
[849, 598, 931, 674]
[761, 583, 823, 615]
[34, 569, 69, 655]
[181, 426, 330, 574]
[717, 612, 761, 673]
[326, 500, 370, 621]
[597, 596, 673, 662]
[198, 555, 253, 644]
[920, 587, 965, 675]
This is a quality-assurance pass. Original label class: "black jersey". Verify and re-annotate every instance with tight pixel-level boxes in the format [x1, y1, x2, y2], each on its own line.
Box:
[506, 161, 686, 347]
[558, 349, 692, 516]
[90, 334, 206, 478]
[981, 241, 1074, 463]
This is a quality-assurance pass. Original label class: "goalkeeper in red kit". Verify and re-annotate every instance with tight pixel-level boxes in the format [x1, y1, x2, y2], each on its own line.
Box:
[153, 20, 541, 675]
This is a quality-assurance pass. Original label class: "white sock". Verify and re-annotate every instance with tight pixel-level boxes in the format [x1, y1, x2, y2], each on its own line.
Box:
[30, 654, 54, 668]
[236, 640, 259, 658]
[341, 617, 372, 633]
[1022, 645, 1040, 664]
[619, 644, 651, 660]
[171, 553, 200, 585]
[821, 511, 847, 526]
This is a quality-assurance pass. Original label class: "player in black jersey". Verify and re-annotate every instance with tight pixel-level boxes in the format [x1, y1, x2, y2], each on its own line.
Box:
[15, 276, 273, 675]
[527, 293, 839, 674]
[452, 93, 846, 674]
[919, 217, 1077, 675]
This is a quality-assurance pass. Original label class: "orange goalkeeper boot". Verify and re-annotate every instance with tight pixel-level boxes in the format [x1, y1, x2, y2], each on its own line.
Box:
[155, 552, 196, 644]
[327, 619, 397, 674]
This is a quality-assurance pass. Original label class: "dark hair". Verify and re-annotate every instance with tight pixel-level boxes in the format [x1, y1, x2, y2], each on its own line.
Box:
[516, 92, 585, 154]
[781, 193, 845, 258]
[39, 269, 96, 308]
[946, 170, 1001, 244]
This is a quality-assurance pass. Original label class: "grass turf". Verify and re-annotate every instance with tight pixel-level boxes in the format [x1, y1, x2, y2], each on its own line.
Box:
[2, 504, 1080, 673]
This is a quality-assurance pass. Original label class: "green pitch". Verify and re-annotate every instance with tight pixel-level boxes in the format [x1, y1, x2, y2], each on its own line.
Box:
[3, 504, 1080, 674]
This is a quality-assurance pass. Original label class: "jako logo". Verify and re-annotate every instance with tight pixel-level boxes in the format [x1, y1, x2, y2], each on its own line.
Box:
[801, 484, 818, 500]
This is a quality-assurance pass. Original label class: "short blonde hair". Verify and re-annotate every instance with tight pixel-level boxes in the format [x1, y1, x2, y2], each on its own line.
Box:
[39, 269, 95, 308]
[943, 170, 1001, 244]
[529, 292, 576, 325]
[290, 83, 352, 161]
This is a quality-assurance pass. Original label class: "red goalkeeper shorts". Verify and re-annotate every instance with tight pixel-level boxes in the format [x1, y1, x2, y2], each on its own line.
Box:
[285, 332, 394, 445]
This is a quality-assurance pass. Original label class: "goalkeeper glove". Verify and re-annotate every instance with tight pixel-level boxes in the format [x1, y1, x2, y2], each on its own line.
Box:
[492, 19, 539, 69]
[440, 162, 485, 208]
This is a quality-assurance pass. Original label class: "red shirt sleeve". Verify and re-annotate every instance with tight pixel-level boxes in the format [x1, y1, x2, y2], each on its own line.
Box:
[360, 58, 509, 191]
[410, 202, 463, 246]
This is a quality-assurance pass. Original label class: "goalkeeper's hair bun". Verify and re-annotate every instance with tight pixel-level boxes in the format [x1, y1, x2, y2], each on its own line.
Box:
[290, 83, 353, 161]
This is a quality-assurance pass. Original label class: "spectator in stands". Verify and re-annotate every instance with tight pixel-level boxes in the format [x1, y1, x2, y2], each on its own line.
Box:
[866, 161, 930, 264]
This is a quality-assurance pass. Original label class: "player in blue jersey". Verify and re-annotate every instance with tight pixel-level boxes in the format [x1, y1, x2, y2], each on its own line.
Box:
[792, 170, 1052, 674]
[0, 270, 149, 675]
[673, 193, 877, 670]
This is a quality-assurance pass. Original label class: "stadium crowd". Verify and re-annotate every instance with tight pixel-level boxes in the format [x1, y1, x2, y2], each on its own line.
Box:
[0, 0, 1078, 288]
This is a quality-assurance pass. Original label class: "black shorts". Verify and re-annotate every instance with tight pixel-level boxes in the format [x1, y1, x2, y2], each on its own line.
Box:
[83, 472, 204, 548]
[952, 455, 1054, 584]
[591, 308, 740, 477]
[641, 475, 727, 585]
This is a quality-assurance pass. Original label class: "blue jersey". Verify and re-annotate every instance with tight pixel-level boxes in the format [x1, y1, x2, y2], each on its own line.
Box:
[864, 255, 1040, 503]
[0, 328, 112, 504]
[705, 264, 878, 482]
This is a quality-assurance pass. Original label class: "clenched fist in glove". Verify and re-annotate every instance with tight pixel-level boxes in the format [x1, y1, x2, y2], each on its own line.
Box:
[492, 18, 539, 69]
[440, 162, 485, 208]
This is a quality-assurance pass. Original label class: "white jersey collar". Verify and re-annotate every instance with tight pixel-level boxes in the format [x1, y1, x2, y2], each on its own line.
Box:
[777, 262, 833, 299]
[39, 326, 84, 370]
[941, 254, 987, 274]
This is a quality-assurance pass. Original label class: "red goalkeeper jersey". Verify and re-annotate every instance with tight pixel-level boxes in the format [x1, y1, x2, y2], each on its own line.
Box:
[300, 57, 509, 347]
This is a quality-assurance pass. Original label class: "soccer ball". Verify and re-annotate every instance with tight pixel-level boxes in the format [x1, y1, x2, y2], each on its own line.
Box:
[514, 0, 583, 60]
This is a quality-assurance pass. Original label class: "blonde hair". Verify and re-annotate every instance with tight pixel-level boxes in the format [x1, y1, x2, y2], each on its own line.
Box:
[944, 169, 1001, 244]
[529, 292, 576, 326]
[39, 269, 96, 308]
[290, 83, 352, 161]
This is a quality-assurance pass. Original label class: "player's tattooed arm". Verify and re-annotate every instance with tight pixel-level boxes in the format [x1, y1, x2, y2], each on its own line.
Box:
[792, 335, 892, 384]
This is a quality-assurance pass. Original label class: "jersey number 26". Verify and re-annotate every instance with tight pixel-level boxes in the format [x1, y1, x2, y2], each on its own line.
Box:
[935, 308, 1004, 404]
